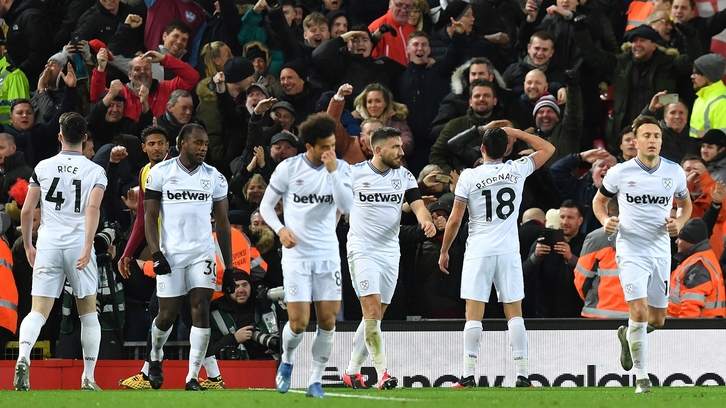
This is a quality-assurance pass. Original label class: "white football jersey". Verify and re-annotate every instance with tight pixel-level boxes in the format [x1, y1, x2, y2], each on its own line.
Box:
[348, 161, 419, 253]
[601, 157, 688, 257]
[267, 154, 352, 261]
[31, 151, 107, 250]
[145, 158, 228, 258]
[455, 157, 535, 257]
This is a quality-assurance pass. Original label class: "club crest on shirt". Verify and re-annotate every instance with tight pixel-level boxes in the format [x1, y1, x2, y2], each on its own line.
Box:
[624, 283, 633, 294]
[391, 179, 401, 190]
[662, 178, 673, 189]
[158, 282, 165, 293]
[288, 285, 298, 295]
[359, 280, 369, 290]
[185, 10, 197, 23]
[201, 179, 211, 190]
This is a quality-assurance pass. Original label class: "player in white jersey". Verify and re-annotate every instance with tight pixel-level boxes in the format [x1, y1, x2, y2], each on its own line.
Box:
[15, 112, 107, 391]
[439, 127, 554, 388]
[343, 127, 435, 390]
[143, 124, 234, 391]
[593, 115, 692, 394]
[259, 113, 353, 398]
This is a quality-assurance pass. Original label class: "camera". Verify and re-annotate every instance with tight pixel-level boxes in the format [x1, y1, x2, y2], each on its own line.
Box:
[252, 329, 280, 352]
[220, 345, 246, 360]
[257, 285, 285, 302]
[94, 221, 120, 255]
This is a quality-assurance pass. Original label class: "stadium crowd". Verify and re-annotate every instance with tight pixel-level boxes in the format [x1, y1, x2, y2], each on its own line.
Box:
[0, 0, 726, 371]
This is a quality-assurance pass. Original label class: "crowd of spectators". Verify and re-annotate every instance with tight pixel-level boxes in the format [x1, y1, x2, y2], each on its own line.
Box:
[1, 0, 726, 358]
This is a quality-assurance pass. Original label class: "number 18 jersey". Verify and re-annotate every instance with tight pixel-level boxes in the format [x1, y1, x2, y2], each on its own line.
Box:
[31, 151, 108, 250]
[454, 157, 535, 257]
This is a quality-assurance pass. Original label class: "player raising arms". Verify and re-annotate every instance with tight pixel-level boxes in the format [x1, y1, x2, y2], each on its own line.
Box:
[439, 127, 554, 388]
[259, 113, 353, 398]
[593, 115, 692, 394]
[16, 112, 108, 391]
[143, 124, 233, 391]
[343, 127, 435, 390]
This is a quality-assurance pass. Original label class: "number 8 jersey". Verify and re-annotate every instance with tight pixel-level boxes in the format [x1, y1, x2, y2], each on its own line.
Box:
[31, 151, 108, 250]
[454, 157, 535, 257]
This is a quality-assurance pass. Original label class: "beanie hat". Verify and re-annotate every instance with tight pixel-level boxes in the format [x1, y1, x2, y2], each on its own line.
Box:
[694, 53, 726, 83]
[281, 58, 309, 81]
[228, 210, 250, 227]
[701, 129, 726, 148]
[678, 218, 709, 244]
[326, 10, 349, 27]
[232, 269, 251, 284]
[48, 52, 68, 67]
[245, 45, 268, 63]
[533, 94, 561, 117]
[88, 39, 115, 61]
[623, 25, 661, 44]
[224, 57, 255, 83]
[316, 91, 336, 112]
[445, 0, 472, 22]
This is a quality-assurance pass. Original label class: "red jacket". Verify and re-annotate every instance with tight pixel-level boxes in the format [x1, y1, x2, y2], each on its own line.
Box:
[90, 54, 200, 121]
[369, 12, 414, 67]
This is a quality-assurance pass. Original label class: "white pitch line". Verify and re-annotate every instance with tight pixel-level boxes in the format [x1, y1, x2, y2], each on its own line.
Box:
[249, 388, 419, 401]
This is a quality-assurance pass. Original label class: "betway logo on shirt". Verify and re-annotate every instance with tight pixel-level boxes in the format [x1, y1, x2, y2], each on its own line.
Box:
[166, 190, 211, 201]
[358, 192, 404, 203]
[293, 193, 333, 204]
[625, 192, 670, 205]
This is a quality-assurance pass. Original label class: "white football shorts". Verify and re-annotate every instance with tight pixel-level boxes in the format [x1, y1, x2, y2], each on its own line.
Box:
[281, 260, 342, 302]
[616, 255, 670, 308]
[32, 247, 98, 299]
[348, 250, 399, 304]
[461, 251, 524, 303]
[156, 251, 217, 298]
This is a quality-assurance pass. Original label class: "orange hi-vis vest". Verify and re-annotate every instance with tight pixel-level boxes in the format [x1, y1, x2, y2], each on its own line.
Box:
[668, 248, 726, 318]
[0, 240, 17, 334]
[574, 246, 629, 318]
[625, 1, 654, 31]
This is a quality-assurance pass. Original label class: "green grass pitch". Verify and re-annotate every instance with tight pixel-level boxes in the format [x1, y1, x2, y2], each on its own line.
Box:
[1, 386, 725, 408]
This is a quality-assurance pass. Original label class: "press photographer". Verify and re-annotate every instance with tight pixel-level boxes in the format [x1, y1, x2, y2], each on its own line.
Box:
[56, 221, 125, 359]
[207, 269, 281, 361]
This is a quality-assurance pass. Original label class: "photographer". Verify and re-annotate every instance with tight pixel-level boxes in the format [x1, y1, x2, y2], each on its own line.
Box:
[207, 269, 280, 361]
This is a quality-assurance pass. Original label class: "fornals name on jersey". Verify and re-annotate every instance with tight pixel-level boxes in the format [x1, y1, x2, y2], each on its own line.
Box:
[625, 192, 670, 205]
[475, 173, 519, 189]
[292, 193, 333, 204]
[166, 190, 211, 201]
[358, 192, 404, 203]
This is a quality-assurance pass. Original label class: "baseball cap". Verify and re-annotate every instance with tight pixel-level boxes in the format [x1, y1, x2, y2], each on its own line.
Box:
[428, 201, 452, 215]
[247, 83, 270, 98]
[271, 101, 296, 114]
[270, 132, 297, 146]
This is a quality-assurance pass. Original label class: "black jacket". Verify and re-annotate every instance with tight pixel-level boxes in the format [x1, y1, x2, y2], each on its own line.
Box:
[549, 153, 601, 235]
[86, 99, 152, 147]
[0, 151, 32, 204]
[4, 0, 55, 90]
[74, 0, 138, 45]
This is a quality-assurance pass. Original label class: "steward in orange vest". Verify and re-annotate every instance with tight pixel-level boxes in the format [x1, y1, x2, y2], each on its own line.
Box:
[0, 239, 17, 340]
[574, 228, 629, 318]
[668, 218, 726, 318]
[625, 0, 654, 31]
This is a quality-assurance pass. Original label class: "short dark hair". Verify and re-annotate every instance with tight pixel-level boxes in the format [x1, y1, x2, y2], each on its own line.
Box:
[632, 115, 661, 136]
[370, 126, 401, 147]
[560, 199, 585, 218]
[299, 113, 337, 147]
[59, 112, 87, 145]
[469, 79, 496, 98]
[680, 153, 706, 167]
[10, 98, 31, 113]
[530, 30, 554, 44]
[179, 123, 206, 144]
[480, 127, 508, 160]
[408, 30, 429, 41]
[141, 125, 169, 142]
[165, 20, 191, 35]
[619, 125, 633, 144]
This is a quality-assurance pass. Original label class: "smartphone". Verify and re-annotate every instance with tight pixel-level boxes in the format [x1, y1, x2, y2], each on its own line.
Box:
[658, 93, 678, 105]
[541, 228, 565, 247]
[70, 32, 80, 50]
[435, 174, 451, 183]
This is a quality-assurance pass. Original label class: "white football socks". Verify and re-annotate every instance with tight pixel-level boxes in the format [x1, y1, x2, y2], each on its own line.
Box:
[346, 319, 369, 375]
[628, 319, 649, 380]
[364, 319, 387, 379]
[150, 319, 172, 362]
[203, 356, 221, 378]
[17, 311, 46, 364]
[309, 327, 335, 386]
[281, 322, 304, 365]
[463, 320, 482, 378]
[79, 312, 101, 382]
[507, 317, 528, 377]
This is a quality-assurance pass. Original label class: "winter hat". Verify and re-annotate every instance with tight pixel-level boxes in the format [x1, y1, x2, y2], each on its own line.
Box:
[533, 94, 561, 117]
[48, 52, 68, 67]
[623, 25, 661, 44]
[88, 39, 115, 61]
[271, 101, 296, 115]
[694, 53, 726, 83]
[280, 58, 309, 81]
[247, 82, 270, 98]
[445, 0, 472, 22]
[701, 129, 726, 148]
[428, 201, 452, 215]
[232, 269, 252, 284]
[228, 210, 250, 227]
[224, 57, 255, 83]
[678, 218, 709, 244]
[245, 44, 268, 63]
[326, 10, 349, 28]
[315, 91, 336, 112]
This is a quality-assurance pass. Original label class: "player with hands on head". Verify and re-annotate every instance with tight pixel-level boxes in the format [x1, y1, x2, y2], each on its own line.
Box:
[343, 126, 434, 391]
[259, 113, 353, 398]
[592, 115, 692, 394]
[439, 126, 555, 389]
[15, 112, 107, 391]
[143, 124, 232, 391]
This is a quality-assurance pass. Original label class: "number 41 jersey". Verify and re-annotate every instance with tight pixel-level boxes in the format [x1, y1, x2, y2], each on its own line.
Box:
[31, 151, 108, 250]
[454, 157, 535, 257]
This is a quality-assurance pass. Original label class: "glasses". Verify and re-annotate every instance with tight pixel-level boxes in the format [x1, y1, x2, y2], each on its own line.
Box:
[392, 0, 413, 11]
